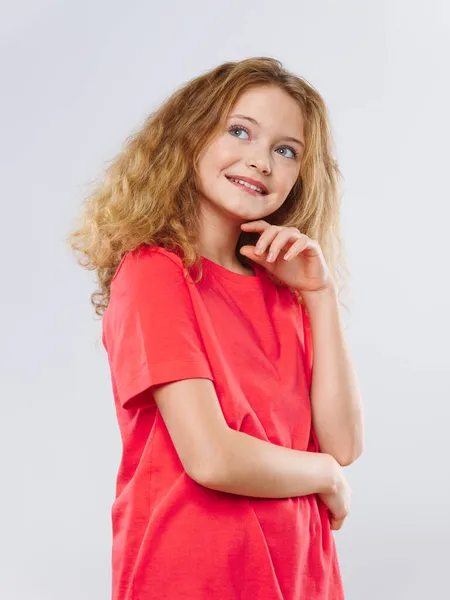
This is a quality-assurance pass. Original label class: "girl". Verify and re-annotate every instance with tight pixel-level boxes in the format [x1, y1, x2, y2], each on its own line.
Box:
[68, 57, 364, 600]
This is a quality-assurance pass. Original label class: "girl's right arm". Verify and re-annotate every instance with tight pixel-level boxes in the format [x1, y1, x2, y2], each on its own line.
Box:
[152, 377, 340, 499]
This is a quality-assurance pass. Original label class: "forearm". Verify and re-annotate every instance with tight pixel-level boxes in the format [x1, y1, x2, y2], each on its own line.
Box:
[197, 428, 338, 499]
[303, 287, 364, 466]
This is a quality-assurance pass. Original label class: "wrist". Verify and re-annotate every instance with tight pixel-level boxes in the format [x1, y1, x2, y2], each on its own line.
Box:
[301, 283, 336, 304]
[317, 453, 340, 494]
[301, 285, 339, 318]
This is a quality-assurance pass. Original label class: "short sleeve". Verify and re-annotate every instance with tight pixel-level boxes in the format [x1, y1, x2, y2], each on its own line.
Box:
[102, 247, 213, 409]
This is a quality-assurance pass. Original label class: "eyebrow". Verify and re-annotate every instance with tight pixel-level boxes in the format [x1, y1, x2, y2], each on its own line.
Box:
[228, 114, 305, 148]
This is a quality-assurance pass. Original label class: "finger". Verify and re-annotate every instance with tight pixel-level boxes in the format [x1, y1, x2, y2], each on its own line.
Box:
[240, 220, 271, 232]
[267, 231, 303, 263]
[299, 238, 321, 258]
[239, 245, 276, 269]
[240, 221, 273, 254]
[330, 517, 346, 531]
[283, 236, 309, 261]
[253, 226, 281, 257]
[239, 246, 265, 264]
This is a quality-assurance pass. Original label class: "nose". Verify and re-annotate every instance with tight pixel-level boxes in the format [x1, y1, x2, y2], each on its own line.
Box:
[246, 151, 271, 175]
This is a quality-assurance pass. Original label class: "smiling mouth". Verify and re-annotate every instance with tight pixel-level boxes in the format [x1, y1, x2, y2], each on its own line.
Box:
[225, 176, 268, 196]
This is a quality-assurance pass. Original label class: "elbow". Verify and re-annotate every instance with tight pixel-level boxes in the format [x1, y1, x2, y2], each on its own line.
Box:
[185, 458, 219, 487]
[336, 453, 359, 467]
[188, 463, 226, 490]
[336, 425, 365, 466]
[188, 435, 235, 490]
[185, 450, 228, 489]
[335, 442, 364, 467]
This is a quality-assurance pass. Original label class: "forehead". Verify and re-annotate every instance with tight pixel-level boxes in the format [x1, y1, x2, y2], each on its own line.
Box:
[228, 86, 305, 135]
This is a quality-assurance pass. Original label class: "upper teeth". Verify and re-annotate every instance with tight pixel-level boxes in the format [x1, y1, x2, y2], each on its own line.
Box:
[229, 178, 265, 194]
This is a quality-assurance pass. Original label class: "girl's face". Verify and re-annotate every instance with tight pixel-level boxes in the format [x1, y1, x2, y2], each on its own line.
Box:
[196, 85, 305, 223]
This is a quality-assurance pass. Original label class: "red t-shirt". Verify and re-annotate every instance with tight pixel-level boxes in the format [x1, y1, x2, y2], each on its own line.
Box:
[102, 245, 344, 600]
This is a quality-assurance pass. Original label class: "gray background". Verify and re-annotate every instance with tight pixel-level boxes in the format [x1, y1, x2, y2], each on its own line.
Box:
[1, 1, 449, 598]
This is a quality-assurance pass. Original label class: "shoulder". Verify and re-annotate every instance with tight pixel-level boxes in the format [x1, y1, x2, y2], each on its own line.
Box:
[111, 245, 187, 288]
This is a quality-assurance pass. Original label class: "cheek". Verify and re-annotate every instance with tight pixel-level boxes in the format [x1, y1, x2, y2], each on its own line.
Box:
[209, 136, 240, 168]
[199, 143, 223, 173]
[197, 145, 227, 192]
[279, 167, 300, 192]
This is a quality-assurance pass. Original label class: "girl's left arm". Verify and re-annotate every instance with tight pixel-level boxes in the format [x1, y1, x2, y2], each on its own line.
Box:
[302, 286, 364, 467]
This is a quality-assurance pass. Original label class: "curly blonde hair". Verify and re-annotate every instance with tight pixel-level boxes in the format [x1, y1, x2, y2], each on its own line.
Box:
[67, 57, 349, 317]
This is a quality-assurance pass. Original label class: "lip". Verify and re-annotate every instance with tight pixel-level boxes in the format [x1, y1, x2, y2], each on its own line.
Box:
[225, 175, 269, 195]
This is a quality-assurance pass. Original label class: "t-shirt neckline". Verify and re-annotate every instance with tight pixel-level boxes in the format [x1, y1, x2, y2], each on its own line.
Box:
[200, 256, 263, 287]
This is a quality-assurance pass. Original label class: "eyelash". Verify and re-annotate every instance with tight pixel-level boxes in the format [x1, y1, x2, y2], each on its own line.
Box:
[228, 124, 298, 159]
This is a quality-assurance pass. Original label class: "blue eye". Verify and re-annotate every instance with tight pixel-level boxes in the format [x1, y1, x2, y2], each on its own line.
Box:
[228, 125, 250, 139]
[228, 124, 298, 159]
[277, 147, 297, 159]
